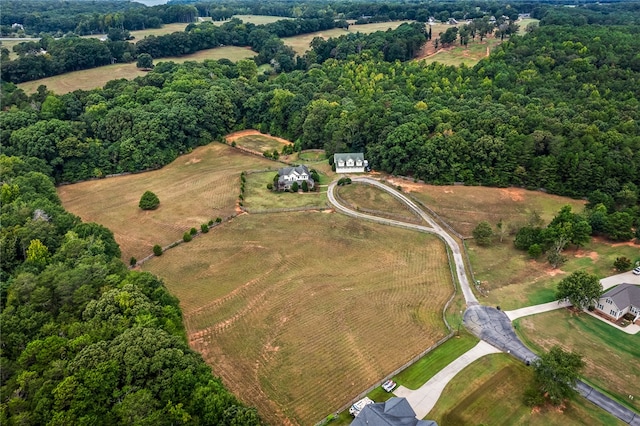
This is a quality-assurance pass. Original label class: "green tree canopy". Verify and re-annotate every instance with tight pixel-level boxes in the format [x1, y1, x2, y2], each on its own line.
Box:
[556, 270, 602, 310]
[472, 221, 494, 246]
[139, 191, 160, 210]
[530, 346, 585, 406]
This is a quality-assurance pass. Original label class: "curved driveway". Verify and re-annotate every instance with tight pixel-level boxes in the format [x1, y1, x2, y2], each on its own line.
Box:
[327, 178, 478, 306]
[328, 178, 640, 424]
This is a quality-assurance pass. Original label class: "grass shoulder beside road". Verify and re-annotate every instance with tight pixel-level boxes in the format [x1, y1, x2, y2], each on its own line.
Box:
[515, 309, 640, 412]
[429, 353, 625, 425]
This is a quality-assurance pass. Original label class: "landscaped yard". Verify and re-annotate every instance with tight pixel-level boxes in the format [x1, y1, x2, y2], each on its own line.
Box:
[428, 353, 626, 425]
[243, 170, 328, 211]
[17, 46, 256, 94]
[58, 143, 273, 262]
[142, 212, 454, 425]
[515, 309, 640, 412]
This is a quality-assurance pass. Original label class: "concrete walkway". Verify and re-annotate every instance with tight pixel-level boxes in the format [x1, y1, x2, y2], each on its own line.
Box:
[393, 341, 501, 419]
[505, 300, 571, 321]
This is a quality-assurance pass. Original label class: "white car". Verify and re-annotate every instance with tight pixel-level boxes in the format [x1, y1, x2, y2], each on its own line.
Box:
[633, 267, 640, 275]
[349, 397, 374, 417]
[381, 379, 396, 392]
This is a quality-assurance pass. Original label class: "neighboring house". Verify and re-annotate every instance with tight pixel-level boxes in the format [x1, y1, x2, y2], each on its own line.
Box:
[277, 165, 314, 191]
[334, 153, 368, 173]
[594, 284, 640, 323]
[351, 397, 438, 426]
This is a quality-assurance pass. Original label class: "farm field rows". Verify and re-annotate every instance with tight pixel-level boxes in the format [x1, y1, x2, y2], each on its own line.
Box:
[17, 46, 256, 94]
[142, 212, 453, 425]
[428, 353, 625, 425]
[58, 143, 273, 262]
[515, 309, 640, 412]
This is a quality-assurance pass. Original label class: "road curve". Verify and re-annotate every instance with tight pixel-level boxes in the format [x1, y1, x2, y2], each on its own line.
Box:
[328, 178, 640, 424]
[327, 178, 478, 305]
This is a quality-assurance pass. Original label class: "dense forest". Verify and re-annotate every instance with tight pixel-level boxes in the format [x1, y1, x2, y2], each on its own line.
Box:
[1, 1, 640, 423]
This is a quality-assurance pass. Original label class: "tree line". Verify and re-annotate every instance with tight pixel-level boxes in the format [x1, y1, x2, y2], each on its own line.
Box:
[0, 155, 261, 424]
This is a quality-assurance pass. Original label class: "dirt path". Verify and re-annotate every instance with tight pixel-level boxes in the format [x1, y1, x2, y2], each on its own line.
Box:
[225, 129, 293, 145]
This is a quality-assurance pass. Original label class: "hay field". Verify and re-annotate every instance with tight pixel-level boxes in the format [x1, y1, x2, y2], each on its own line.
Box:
[58, 143, 273, 262]
[337, 183, 422, 223]
[215, 15, 293, 26]
[143, 212, 453, 425]
[283, 20, 416, 55]
[17, 46, 256, 94]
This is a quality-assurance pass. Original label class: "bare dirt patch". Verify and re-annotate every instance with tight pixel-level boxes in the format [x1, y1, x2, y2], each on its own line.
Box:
[226, 129, 293, 145]
[500, 188, 525, 202]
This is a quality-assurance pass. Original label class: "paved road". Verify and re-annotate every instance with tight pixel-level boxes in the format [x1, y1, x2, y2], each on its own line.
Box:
[328, 177, 639, 424]
[327, 178, 478, 305]
[394, 341, 501, 418]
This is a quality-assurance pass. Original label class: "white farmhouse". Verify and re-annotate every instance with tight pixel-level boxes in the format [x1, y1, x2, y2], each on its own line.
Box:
[594, 284, 640, 323]
[277, 165, 314, 190]
[334, 153, 368, 173]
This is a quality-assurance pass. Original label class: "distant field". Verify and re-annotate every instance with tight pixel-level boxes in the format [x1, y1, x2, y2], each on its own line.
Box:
[518, 18, 540, 35]
[233, 134, 291, 153]
[58, 143, 273, 262]
[214, 14, 293, 26]
[142, 212, 453, 425]
[298, 150, 326, 162]
[516, 309, 640, 412]
[18, 46, 256, 94]
[0, 39, 37, 60]
[429, 353, 625, 425]
[420, 37, 502, 67]
[283, 20, 415, 55]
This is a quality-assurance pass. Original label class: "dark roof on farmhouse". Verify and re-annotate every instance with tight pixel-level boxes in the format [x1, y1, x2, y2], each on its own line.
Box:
[351, 397, 438, 426]
[601, 284, 640, 309]
[334, 153, 364, 162]
[278, 165, 310, 176]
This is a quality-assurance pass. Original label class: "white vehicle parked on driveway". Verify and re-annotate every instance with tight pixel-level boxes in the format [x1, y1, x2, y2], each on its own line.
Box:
[349, 397, 374, 417]
[381, 379, 396, 392]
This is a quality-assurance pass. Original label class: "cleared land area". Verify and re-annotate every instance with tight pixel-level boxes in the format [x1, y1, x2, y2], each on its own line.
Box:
[336, 183, 422, 224]
[420, 37, 501, 67]
[428, 353, 625, 425]
[17, 46, 256, 94]
[58, 143, 273, 262]
[516, 309, 640, 412]
[243, 171, 328, 211]
[283, 20, 415, 55]
[214, 14, 293, 26]
[142, 212, 453, 425]
[230, 133, 292, 153]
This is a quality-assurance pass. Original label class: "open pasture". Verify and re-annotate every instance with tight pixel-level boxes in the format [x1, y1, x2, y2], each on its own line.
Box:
[142, 212, 453, 425]
[58, 143, 273, 262]
[420, 37, 501, 67]
[337, 182, 423, 224]
[283, 20, 416, 55]
[17, 46, 256, 94]
[232, 133, 292, 153]
[214, 15, 293, 26]
[429, 353, 625, 425]
[516, 309, 640, 412]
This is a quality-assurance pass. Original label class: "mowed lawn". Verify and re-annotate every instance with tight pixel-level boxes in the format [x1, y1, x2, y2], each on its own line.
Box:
[337, 183, 423, 224]
[18, 46, 256, 94]
[143, 213, 453, 425]
[58, 143, 273, 262]
[233, 134, 291, 153]
[428, 353, 625, 425]
[243, 171, 328, 211]
[516, 309, 640, 412]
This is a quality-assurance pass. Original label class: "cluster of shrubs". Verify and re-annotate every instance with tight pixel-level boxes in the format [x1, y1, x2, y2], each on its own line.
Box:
[337, 177, 352, 186]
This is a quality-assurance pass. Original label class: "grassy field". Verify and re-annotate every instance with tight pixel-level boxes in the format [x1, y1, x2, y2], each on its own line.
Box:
[421, 37, 502, 67]
[233, 134, 291, 153]
[283, 21, 415, 55]
[214, 15, 293, 26]
[429, 353, 625, 425]
[518, 18, 540, 35]
[142, 213, 454, 425]
[471, 238, 640, 310]
[515, 309, 640, 412]
[17, 46, 256, 94]
[243, 171, 328, 211]
[298, 150, 326, 162]
[58, 143, 273, 262]
[336, 183, 423, 224]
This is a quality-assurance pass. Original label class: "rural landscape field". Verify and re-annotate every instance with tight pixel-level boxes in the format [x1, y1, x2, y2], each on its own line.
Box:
[58, 143, 274, 262]
[142, 211, 453, 424]
[5, 1, 640, 424]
